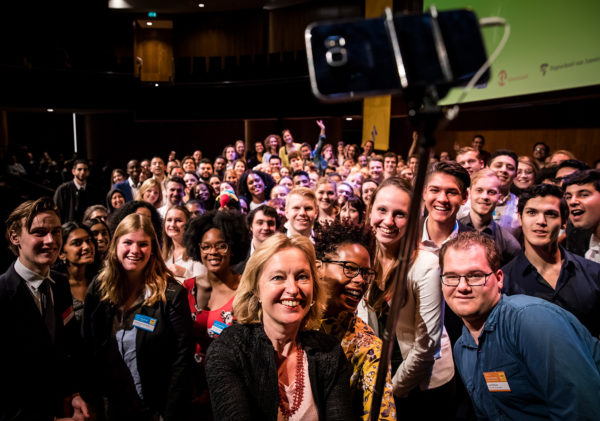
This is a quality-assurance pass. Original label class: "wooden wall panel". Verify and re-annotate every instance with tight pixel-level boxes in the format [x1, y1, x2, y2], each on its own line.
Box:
[434, 128, 600, 165]
[175, 12, 266, 57]
[134, 25, 173, 82]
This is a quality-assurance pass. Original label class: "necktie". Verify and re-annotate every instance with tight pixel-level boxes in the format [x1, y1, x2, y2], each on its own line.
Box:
[39, 279, 56, 343]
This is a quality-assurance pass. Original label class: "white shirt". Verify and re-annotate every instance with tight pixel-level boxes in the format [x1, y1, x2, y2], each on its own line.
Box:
[586, 234, 600, 263]
[128, 177, 140, 199]
[421, 217, 459, 255]
[14, 258, 53, 314]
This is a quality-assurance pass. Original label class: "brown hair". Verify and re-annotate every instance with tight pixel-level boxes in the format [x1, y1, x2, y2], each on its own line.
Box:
[365, 177, 419, 313]
[439, 231, 501, 273]
[5, 197, 59, 256]
[97, 213, 172, 306]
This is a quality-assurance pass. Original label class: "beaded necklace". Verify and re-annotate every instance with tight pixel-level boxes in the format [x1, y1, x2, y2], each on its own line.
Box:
[278, 342, 304, 419]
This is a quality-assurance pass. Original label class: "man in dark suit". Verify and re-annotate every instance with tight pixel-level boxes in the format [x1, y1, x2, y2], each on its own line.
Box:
[1, 197, 89, 420]
[114, 159, 142, 202]
[53, 159, 99, 223]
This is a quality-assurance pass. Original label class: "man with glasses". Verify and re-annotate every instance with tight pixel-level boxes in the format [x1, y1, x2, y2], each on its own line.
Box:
[314, 221, 396, 421]
[440, 231, 600, 421]
[532, 142, 550, 168]
[502, 184, 600, 336]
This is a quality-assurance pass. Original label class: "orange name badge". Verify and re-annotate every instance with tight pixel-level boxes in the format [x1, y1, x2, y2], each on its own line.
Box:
[483, 371, 511, 392]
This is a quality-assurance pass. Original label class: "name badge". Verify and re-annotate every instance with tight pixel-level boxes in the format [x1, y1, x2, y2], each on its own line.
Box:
[210, 320, 229, 336]
[483, 371, 511, 392]
[62, 305, 74, 326]
[133, 314, 158, 332]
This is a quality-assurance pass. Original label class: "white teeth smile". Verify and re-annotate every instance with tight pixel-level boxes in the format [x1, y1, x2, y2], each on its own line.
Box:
[345, 290, 361, 298]
[281, 300, 299, 307]
[434, 206, 449, 211]
[379, 227, 396, 234]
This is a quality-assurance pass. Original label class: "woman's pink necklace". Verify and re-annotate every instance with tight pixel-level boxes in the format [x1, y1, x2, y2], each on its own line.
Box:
[278, 342, 304, 419]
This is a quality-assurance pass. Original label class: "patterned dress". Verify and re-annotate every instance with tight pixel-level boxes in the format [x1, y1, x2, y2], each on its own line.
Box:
[320, 312, 396, 421]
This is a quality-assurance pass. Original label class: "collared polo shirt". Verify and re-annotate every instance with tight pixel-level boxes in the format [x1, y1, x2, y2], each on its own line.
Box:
[501, 247, 600, 336]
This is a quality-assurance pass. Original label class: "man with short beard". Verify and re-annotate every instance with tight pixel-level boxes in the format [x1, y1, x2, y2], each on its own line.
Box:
[157, 176, 185, 219]
[459, 169, 520, 265]
[54, 159, 99, 223]
[198, 158, 213, 182]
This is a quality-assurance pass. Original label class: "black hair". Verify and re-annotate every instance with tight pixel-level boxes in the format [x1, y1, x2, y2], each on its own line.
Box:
[488, 149, 518, 169]
[313, 220, 374, 260]
[535, 166, 558, 185]
[106, 188, 125, 213]
[183, 210, 250, 264]
[428, 161, 471, 192]
[107, 200, 163, 244]
[247, 205, 281, 230]
[340, 195, 366, 224]
[237, 170, 276, 204]
[533, 142, 549, 154]
[268, 155, 282, 163]
[199, 158, 212, 165]
[563, 169, 600, 193]
[556, 159, 590, 172]
[517, 184, 568, 222]
[168, 176, 186, 188]
[292, 170, 309, 179]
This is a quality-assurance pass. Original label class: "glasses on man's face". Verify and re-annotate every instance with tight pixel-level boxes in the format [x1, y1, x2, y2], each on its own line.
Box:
[322, 259, 377, 283]
[199, 242, 229, 254]
[441, 272, 493, 287]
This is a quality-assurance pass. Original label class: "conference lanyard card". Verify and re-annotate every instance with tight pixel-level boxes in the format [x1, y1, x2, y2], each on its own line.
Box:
[483, 371, 511, 392]
[210, 320, 229, 336]
[133, 314, 158, 332]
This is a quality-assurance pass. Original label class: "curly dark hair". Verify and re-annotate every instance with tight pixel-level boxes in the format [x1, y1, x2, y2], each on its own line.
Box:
[107, 200, 163, 245]
[237, 170, 276, 204]
[313, 219, 374, 260]
[183, 210, 250, 264]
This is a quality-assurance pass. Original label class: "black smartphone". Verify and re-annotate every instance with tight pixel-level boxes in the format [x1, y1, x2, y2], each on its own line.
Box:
[305, 9, 489, 102]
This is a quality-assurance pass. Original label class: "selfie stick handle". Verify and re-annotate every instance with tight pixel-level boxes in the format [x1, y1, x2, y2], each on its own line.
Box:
[369, 8, 452, 420]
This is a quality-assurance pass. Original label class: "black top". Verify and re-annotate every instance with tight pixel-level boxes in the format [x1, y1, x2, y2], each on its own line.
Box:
[502, 247, 600, 337]
[205, 323, 353, 421]
[81, 278, 194, 421]
[0, 263, 82, 420]
[459, 214, 521, 266]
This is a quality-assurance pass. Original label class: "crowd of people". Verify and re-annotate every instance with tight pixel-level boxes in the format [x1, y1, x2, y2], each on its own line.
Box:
[2, 121, 600, 421]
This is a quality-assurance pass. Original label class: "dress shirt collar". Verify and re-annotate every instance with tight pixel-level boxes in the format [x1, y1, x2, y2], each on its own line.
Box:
[128, 177, 140, 189]
[73, 179, 86, 190]
[14, 258, 51, 283]
[421, 217, 459, 253]
[460, 214, 495, 236]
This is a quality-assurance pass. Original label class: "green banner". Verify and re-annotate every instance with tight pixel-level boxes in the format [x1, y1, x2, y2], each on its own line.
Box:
[423, 0, 600, 104]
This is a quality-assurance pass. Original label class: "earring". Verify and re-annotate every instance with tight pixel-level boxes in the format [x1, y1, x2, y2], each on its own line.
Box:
[310, 301, 315, 307]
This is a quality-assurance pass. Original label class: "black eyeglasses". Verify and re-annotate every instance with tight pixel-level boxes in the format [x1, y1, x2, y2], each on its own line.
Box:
[322, 259, 377, 283]
[441, 272, 493, 287]
[199, 242, 229, 254]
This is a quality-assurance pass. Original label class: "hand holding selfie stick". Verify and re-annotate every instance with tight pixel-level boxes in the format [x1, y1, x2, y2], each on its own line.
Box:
[368, 7, 458, 420]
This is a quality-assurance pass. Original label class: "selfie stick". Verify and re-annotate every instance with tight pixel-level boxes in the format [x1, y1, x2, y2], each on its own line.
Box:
[368, 7, 454, 421]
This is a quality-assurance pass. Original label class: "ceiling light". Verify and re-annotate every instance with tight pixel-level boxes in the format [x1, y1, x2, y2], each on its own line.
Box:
[47, 108, 54, 112]
[345, 117, 353, 121]
[154, 83, 159, 87]
[146, 21, 153, 26]
[198, 3, 205, 7]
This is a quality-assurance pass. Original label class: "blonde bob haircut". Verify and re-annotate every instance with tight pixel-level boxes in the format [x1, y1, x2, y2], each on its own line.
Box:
[136, 178, 163, 208]
[97, 213, 172, 306]
[234, 233, 325, 330]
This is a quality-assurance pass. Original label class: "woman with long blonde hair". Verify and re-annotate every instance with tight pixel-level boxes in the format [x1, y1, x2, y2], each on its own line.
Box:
[82, 213, 193, 420]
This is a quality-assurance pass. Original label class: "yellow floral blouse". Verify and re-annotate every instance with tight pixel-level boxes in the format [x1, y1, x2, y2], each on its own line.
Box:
[320, 312, 397, 421]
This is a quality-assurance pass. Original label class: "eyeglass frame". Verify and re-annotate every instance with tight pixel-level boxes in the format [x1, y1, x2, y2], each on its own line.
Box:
[199, 241, 229, 254]
[321, 259, 377, 283]
[441, 272, 494, 287]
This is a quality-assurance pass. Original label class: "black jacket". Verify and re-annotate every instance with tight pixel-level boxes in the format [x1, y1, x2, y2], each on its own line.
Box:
[81, 278, 194, 420]
[206, 323, 353, 421]
[0, 263, 81, 421]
